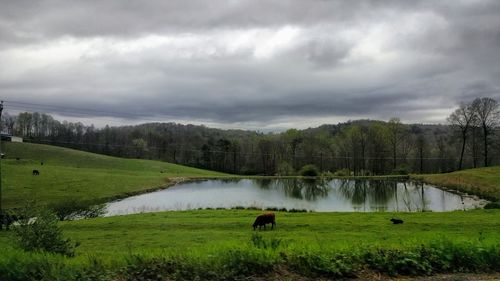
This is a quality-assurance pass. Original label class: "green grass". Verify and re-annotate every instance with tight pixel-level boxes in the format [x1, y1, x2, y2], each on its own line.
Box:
[1, 142, 228, 208]
[1, 210, 498, 257]
[412, 166, 500, 201]
[1, 142, 500, 279]
[0, 210, 499, 279]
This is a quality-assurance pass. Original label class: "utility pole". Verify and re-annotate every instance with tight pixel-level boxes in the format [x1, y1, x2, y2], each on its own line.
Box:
[0, 101, 3, 230]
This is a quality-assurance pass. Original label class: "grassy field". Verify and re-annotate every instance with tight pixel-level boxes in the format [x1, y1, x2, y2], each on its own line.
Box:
[1, 209, 498, 257]
[1, 142, 228, 209]
[412, 166, 500, 201]
[0, 209, 498, 279]
[0, 143, 499, 279]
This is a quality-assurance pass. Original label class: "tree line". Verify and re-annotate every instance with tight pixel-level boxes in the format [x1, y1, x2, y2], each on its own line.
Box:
[2, 97, 499, 175]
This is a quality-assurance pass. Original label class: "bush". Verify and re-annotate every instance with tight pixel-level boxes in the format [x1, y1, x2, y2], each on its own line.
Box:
[392, 165, 410, 175]
[13, 208, 78, 257]
[333, 169, 351, 177]
[276, 161, 295, 176]
[299, 164, 319, 177]
[49, 198, 106, 221]
[484, 201, 500, 209]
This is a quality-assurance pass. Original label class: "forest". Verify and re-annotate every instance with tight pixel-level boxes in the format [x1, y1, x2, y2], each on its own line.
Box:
[2, 97, 499, 176]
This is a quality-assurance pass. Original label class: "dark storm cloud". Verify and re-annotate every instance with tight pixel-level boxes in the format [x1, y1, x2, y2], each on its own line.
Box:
[1, 0, 500, 129]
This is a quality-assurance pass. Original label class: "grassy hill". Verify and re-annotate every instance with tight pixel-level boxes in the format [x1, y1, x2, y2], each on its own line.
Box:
[1, 142, 227, 208]
[412, 166, 500, 202]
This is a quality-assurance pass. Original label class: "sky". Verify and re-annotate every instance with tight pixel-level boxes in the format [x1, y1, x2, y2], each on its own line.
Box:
[1, 0, 500, 131]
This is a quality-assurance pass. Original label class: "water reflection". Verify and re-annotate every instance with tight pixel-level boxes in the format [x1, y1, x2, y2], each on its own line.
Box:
[276, 178, 329, 201]
[106, 178, 483, 216]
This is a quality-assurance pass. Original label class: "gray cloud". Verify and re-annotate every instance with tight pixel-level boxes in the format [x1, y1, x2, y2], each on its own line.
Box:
[1, 0, 500, 130]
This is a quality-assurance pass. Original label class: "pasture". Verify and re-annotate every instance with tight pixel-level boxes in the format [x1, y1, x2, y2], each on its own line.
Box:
[1, 142, 227, 208]
[1, 209, 499, 256]
[0, 142, 499, 279]
[0, 209, 499, 280]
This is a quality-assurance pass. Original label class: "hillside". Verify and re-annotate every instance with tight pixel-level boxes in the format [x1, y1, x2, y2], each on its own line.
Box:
[412, 166, 500, 202]
[1, 142, 228, 208]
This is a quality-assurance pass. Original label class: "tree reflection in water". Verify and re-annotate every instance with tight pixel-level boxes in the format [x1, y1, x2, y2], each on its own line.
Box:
[229, 178, 434, 211]
[254, 178, 330, 201]
[337, 179, 406, 211]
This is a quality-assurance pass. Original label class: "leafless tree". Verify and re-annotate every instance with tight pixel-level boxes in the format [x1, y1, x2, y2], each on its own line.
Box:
[447, 102, 475, 170]
[471, 97, 499, 167]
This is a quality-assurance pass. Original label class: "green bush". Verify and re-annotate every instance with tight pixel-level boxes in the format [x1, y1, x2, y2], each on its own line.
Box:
[299, 164, 319, 177]
[484, 201, 500, 209]
[392, 165, 410, 175]
[285, 251, 358, 278]
[276, 161, 295, 176]
[333, 169, 351, 177]
[13, 208, 78, 257]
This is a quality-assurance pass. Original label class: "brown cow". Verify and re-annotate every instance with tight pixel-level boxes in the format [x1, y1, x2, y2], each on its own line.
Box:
[253, 213, 276, 230]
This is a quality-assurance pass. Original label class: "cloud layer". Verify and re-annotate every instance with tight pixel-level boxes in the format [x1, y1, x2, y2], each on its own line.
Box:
[1, 0, 500, 130]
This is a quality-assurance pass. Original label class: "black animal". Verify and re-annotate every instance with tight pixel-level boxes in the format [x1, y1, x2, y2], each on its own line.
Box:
[41, 161, 44, 165]
[253, 213, 276, 230]
[16, 157, 20, 161]
[390, 218, 404, 224]
[32, 169, 40, 176]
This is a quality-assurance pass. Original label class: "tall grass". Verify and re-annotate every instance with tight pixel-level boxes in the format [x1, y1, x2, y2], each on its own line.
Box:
[1, 237, 498, 280]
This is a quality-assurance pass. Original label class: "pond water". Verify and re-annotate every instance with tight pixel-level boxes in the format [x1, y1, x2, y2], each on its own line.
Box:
[106, 179, 484, 216]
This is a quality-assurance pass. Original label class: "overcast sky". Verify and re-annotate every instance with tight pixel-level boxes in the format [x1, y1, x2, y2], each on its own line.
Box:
[1, 0, 500, 131]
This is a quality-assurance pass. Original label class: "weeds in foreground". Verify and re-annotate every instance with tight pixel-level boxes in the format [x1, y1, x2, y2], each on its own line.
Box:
[0, 237, 499, 280]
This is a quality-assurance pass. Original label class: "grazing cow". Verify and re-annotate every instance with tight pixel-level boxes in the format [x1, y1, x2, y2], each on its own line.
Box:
[16, 157, 20, 161]
[41, 161, 44, 165]
[253, 213, 276, 230]
[390, 218, 404, 224]
[32, 169, 40, 176]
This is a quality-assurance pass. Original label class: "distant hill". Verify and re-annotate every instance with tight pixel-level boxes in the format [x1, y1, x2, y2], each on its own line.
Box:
[5, 112, 500, 175]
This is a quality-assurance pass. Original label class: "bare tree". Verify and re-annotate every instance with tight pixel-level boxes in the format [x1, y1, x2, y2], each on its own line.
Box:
[386, 118, 404, 170]
[447, 102, 475, 170]
[471, 97, 499, 167]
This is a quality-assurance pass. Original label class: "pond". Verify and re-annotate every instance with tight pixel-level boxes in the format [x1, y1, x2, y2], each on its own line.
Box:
[106, 179, 485, 216]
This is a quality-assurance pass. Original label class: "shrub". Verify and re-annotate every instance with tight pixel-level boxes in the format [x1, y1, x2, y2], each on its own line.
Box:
[484, 201, 500, 209]
[333, 169, 351, 177]
[299, 164, 319, 177]
[392, 165, 410, 175]
[13, 208, 78, 257]
[276, 161, 295, 176]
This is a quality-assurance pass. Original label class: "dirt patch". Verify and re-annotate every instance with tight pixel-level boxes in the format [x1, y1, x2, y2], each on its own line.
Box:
[252, 268, 500, 281]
